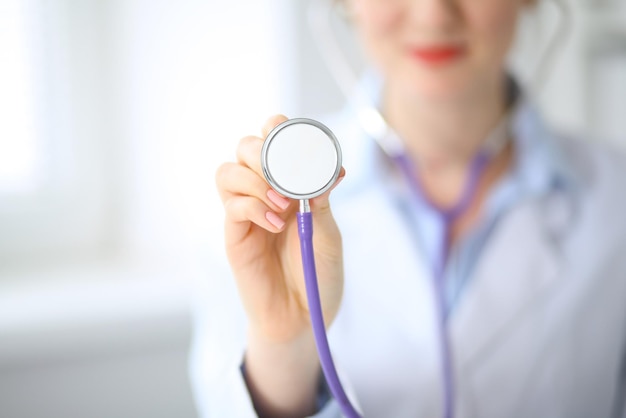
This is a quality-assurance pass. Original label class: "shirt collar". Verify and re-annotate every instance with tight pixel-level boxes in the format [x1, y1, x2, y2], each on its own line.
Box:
[509, 97, 580, 196]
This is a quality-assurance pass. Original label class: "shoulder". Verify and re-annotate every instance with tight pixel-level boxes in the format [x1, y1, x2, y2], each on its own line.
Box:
[554, 133, 626, 252]
[317, 106, 382, 199]
[557, 134, 626, 205]
[317, 106, 363, 155]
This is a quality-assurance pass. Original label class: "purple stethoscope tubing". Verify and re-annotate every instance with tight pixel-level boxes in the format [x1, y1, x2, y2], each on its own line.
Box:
[393, 151, 491, 418]
[297, 209, 361, 418]
[262, 118, 361, 416]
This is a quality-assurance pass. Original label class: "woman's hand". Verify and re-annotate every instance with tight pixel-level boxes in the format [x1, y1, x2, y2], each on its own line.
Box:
[215, 114, 345, 416]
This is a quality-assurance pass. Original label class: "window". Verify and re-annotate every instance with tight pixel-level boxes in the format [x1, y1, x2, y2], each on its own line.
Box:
[0, 0, 291, 280]
[0, 0, 41, 193]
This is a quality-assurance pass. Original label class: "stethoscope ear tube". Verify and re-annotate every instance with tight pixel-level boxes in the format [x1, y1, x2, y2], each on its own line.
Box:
[297, 209, 362, 418]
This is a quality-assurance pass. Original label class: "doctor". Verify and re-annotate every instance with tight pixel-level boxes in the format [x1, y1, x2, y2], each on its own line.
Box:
[199, 0, 626, 417]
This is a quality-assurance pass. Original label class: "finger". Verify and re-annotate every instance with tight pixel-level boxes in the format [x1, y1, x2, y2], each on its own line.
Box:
[262, 114, 289, 138]
[234, 115, 289, 181]
[224, 196, 287, 242]
[236, 135, 264, 176]
[216, 163, 292, 212]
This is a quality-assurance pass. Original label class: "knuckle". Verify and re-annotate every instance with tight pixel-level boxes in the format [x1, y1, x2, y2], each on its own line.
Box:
[223, 196, 240, 216]
[262, 115, 289, 137]
[223, 196, 262, 225]
[237, 135, 258, 151]
[236, 135, 262, 162]
[266, 114, 288, 127]
[214, 163, 233, 187]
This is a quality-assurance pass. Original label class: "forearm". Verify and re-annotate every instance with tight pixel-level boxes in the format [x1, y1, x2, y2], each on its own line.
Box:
[244, 328, 321, 418]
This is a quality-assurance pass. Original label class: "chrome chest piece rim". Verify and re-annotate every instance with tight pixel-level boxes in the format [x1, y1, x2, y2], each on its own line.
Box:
[261, 118, 342, 201]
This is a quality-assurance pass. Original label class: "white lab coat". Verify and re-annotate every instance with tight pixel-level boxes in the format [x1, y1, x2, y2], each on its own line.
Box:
[190, 99, 626, 418]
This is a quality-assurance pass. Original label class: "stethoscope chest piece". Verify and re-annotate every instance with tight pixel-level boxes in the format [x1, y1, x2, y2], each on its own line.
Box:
[261, 118, 342, 201]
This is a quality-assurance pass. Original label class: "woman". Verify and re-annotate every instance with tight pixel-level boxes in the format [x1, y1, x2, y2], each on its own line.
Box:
[196, 0, 626, 416]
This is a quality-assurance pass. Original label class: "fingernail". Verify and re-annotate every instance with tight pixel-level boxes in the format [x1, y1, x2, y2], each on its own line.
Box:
[267, 189, 290, 210]
[266, 211, 285, 229]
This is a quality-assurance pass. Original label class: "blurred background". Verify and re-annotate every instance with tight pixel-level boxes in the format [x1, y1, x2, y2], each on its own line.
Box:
[0, 0, 625, 417]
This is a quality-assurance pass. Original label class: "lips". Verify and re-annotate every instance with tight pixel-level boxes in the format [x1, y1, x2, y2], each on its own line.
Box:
[409, 45, 466, 65]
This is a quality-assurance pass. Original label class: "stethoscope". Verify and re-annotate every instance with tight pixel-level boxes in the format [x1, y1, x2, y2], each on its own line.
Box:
[262, 112, 507, 418]
[259, 1, 571, 417]
[260, 100, 626, 418]
[261, 118, 360, 416]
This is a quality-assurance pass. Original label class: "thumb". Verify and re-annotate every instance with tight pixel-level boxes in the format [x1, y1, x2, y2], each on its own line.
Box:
[308, 168, 346, 260]
[310, 167, 346, 215]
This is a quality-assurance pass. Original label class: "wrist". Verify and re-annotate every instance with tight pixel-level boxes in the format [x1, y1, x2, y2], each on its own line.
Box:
[245, 327, 321, 417]
[246, 326, 320, 381]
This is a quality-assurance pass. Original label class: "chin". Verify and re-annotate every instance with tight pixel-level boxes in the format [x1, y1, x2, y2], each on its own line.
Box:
[399, 69, 476, 103]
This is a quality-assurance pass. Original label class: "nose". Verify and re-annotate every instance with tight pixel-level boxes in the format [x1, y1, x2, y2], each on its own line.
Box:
[407, 0, 459, 33]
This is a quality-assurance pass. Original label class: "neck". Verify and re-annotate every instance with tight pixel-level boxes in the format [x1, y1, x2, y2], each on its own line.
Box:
[382, 75, 515, 210]
[383, 75, 509, 172]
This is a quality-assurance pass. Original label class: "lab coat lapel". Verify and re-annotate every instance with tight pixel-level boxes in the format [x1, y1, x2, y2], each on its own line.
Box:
[450, 199, 563, 367]
[341, 184, 438, 349]
[334, 186, 445, 416]
[333, 115, 439, 352]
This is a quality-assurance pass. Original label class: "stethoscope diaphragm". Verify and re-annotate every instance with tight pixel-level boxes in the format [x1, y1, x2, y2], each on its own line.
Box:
[261, 118, 342, 201]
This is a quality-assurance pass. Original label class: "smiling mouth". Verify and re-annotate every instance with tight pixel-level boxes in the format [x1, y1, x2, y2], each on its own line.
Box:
[409, 45, 466, 65]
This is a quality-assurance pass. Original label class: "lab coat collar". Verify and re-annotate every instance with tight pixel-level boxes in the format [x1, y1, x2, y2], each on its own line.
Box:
[508, 94, 582, 197]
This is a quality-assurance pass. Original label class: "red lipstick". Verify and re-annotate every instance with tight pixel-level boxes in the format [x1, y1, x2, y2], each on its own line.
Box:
[410, 45, 465, 65]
